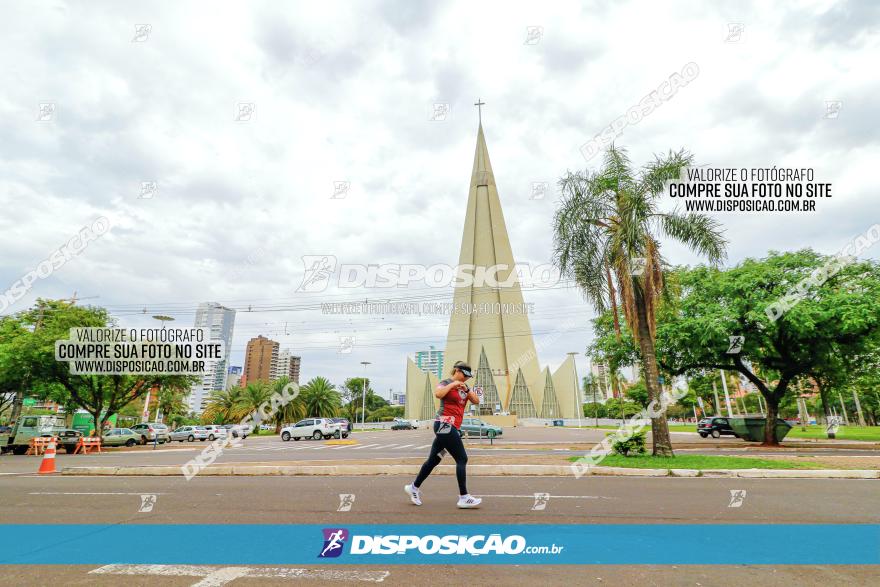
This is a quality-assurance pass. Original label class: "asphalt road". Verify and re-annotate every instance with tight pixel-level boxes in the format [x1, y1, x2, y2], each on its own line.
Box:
[1, 474, 879, 585]
[3, 428, 876, 474]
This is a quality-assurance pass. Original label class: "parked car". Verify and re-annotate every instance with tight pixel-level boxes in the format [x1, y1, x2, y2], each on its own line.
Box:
[391, 420, 414, 430]
[130, 423, 171, 444]
[280, 418, 343, 441]
[220, 424, 251, 439]
[101, 428, 141, 447]
[201, 425, 228, 441]
[329, 418, 351, 437]
[697, 417, 737, 438]
[460, 417, 502, 439]
[169, 426, 208, 442]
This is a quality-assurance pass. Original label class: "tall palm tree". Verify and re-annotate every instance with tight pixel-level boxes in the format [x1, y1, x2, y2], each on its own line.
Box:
[271, 376, 305, 433]
[236, 381, 273, 432]
[300, 376, 341, 418]
[202, 386, 245, 423]
[554, 146, 726, 456]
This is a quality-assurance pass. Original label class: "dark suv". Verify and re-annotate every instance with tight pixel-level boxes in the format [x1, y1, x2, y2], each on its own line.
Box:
[697, 417, 737, 438]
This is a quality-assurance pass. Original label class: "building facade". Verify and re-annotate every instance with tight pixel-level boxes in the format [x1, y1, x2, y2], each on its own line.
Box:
[226, 365, 242, 390]
[188, 302, 236, 413]
[274, 349, 302, 384]
[414, 346, 444, 379]
[243, 335, 279, 385]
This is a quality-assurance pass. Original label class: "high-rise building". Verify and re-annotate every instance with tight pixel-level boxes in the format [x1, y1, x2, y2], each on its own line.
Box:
[243, 335, 279, 385]
[590, 360, 614, 400]
[188, 302, 236, 413]
[414, 346, 444, 379]
[404, 121, 579, 419]
[391, 391, 406, 406]
[226, 366, 243, 390]
[274, 349, 302, 384]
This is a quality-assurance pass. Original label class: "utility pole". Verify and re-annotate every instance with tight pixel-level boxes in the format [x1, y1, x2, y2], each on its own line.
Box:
[360, 361, 371, 430]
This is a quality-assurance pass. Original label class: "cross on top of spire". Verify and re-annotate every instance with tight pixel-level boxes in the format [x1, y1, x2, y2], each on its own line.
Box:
[474, 98, 485, 124]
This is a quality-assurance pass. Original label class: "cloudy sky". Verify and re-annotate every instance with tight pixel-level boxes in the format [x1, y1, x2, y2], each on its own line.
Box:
[1, 0, 877, 398]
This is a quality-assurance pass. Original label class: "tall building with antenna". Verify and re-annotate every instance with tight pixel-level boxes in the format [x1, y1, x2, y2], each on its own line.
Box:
[188, 302, 236, 413]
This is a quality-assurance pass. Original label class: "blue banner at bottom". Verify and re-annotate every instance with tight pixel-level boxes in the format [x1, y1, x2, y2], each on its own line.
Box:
[1, 525, 878, 565]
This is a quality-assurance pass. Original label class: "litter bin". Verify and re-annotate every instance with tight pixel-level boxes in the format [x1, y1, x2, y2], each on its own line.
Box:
[728, 416, 792, 442]
[553, 419, 564, 427]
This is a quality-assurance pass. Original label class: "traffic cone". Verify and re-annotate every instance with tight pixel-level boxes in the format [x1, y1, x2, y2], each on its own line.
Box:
[38, 439, 58, 474]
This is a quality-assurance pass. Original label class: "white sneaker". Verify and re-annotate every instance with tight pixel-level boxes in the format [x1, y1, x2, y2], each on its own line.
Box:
[405, 483, 422, 506]
[457, 494, 482, 509]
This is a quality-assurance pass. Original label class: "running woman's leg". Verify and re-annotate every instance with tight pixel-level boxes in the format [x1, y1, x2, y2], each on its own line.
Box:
[413, 422, 445, 488]
[444, 427, 469, 495]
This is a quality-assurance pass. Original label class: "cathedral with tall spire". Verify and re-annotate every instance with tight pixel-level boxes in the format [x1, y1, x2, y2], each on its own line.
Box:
[404, 115, 581, 421]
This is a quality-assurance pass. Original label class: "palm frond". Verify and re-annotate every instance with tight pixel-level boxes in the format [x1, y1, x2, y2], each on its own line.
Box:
[655, 211, 727, 265]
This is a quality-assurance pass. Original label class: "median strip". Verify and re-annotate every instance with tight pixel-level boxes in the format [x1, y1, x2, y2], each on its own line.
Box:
[59, 464, 880, 479]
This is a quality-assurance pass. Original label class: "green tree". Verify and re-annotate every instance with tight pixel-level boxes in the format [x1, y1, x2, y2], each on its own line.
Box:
[554, 147, 727, 456]
[624, 380, 650, 408]
[203, 386, 245, 423]
[300, 376, 341, 417]
[271, 376, 306, 433]
[656, 251, 880, 444]
[0, 300, 194, 438]
[235, 381, 273, 433]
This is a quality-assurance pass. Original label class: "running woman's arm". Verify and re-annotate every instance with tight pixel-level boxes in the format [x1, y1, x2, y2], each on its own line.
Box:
[435, 380, 464, 399]
[465, 387, 480, 405]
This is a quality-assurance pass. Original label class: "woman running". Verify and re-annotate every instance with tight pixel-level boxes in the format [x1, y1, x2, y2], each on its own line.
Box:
[405, 360, 482, 508]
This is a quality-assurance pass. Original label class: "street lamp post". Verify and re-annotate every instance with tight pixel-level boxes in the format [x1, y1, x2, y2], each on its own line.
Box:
[360, 361, 371, 431]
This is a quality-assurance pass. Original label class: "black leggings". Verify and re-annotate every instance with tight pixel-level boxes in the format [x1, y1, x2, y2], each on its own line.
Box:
[414, 420, 469, 495]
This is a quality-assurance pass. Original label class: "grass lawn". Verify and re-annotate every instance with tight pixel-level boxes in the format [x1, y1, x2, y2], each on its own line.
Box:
[580, 423, 880, 442]
[568, 454, 824, 470]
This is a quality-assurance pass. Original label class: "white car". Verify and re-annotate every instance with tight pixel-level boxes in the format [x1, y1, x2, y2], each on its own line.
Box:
[169, 426, 208, 442]
[280, 418, 343, 441]
[201, 425, 228, 441]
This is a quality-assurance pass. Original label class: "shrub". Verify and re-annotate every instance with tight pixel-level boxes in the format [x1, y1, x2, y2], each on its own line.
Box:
[611, 430, 647, 456]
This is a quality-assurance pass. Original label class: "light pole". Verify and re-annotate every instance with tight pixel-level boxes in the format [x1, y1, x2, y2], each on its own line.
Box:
[144, 315, 175, 425]
[360, 361, 371, 430]
[567, 352, 581, 428]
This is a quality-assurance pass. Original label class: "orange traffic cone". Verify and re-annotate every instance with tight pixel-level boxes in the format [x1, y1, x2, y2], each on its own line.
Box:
[38, 439, 58, 474]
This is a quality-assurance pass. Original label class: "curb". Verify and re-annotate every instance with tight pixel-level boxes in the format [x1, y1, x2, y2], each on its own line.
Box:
[60, 464, 880, 479]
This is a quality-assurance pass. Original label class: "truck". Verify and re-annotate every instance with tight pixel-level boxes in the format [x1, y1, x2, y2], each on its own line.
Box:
[0, 415, 84, 455]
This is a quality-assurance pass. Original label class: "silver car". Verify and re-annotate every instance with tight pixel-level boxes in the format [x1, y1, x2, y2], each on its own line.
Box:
[130, 422, 171, 444]
[169, 425, 208, 442]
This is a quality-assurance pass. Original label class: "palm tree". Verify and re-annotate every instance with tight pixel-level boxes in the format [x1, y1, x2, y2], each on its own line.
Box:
[156, 386, 188, 426]
[271, 376, 305, 433]
[300, 376, 341, 418]
[553, 146, 726, 456]
[202, 386, 245, 423]
[236, 381, 273, 433]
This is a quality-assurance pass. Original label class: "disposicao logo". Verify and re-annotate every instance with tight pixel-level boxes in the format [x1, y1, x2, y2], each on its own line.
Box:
[318, 528, 349, 558]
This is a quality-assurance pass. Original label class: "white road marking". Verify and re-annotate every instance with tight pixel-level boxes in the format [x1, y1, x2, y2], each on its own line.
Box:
[416, 444, 432, 449]
[394, 444, 414, 449]
[475, 494, 616, 499]
[29, 492, 168, 496]
[89, 564, 390, 584]
[352, 444, 380, 450]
